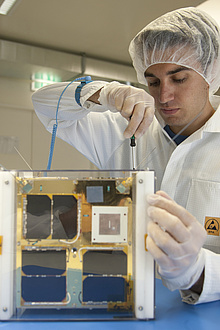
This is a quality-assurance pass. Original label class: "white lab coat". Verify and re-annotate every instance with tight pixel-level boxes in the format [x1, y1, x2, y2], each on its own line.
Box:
[32, 81, 220, 304]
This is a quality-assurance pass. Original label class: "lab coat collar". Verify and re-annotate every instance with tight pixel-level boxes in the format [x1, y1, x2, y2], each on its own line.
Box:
[156, 95, 220, 143]
[203, 95, 220, 133]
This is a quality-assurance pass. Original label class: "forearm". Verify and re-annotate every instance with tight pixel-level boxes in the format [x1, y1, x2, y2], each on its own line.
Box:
[189, 268, 204, 295]
[88, 88, 102, 104]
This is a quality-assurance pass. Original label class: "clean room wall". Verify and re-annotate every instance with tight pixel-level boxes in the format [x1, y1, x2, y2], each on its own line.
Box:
[0, 76, 93, 171]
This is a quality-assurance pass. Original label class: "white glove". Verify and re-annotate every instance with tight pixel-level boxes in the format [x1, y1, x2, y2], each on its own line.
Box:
[146, 191, 207, 291]
[98, 81, 154, 139]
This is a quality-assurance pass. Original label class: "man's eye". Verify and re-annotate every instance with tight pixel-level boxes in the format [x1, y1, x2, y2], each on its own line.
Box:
[173, 78, 186, 84]
[149, 81, 160, 87]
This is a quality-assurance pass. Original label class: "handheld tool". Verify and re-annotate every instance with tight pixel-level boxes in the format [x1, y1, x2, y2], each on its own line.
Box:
[129, 115, 136, 170]
[130, 134, 136, 170]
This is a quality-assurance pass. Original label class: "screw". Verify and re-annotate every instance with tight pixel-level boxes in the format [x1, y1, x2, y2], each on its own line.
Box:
[139, 179, 143, 184]
[138, 306, 143, 311]
[5, 180, 9, 185]
[3, 307, 8, 312]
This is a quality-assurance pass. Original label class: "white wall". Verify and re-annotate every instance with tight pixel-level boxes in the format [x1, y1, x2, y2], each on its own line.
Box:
[0, 77, 94, 171]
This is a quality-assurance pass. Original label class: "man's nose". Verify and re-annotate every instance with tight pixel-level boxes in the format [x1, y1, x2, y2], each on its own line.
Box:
[159, 83, 174, 104]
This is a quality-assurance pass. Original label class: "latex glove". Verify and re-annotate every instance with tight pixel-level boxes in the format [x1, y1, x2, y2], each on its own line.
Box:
[98, 81, 154, 139]
[146, 191, 207, 291]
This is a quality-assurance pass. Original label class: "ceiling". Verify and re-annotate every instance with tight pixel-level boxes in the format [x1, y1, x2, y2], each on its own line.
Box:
[0, 0, 209, 84]
[0, 0, 205, 63]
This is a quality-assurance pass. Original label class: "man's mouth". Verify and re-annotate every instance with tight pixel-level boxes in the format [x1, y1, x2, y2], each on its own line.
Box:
[160, 107, 180, 115]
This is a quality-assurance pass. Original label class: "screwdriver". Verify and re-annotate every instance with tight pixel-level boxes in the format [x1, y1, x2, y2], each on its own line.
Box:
[129, 115, 136, 170]
[130, 134, 136, 170]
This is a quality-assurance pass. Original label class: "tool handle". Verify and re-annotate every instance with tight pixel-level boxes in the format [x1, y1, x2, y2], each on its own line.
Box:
[130, 135, 136, 147]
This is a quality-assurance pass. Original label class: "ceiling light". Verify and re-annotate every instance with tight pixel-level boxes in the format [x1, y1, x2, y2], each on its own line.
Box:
[0, 0, 18, 15]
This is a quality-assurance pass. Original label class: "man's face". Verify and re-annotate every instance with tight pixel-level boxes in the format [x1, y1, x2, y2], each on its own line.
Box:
[145, 63, 214, 135]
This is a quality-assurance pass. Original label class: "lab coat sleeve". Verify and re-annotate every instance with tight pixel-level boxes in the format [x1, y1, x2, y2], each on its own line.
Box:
[32, 81, 127, 169]
[180, 248, 220, 304]
[32, 81, 110, 128]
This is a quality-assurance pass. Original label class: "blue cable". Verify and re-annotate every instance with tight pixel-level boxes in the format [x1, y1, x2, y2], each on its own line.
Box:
[46, 76, 92, 171]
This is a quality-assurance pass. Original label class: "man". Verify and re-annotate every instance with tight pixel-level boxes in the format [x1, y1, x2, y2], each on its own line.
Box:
[32, 7, 220, 304]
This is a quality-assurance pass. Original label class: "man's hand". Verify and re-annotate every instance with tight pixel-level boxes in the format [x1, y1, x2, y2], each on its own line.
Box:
[98, 82, 155, 139]
[146, 191, 207, 291]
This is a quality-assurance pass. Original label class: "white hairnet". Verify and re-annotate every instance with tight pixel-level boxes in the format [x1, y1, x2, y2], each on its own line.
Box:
[129, 7, 220, 94]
